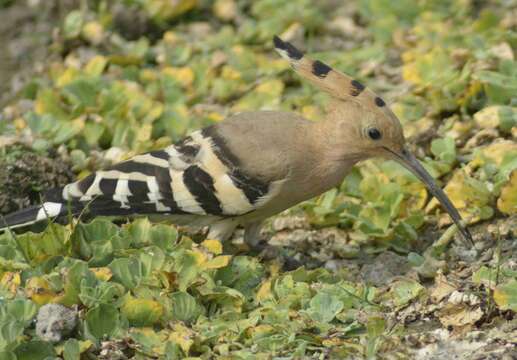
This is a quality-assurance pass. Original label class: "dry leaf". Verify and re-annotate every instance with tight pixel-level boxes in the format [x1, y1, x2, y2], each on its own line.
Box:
[438, 303, 483, 327]
[430, 273, 456, 303]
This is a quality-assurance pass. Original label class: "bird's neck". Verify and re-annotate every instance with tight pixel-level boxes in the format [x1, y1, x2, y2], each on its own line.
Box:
[289, 119, 363, 199]
[312, 116, 366, 164]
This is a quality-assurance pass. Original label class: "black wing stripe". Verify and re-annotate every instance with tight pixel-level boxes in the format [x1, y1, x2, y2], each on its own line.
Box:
[201, 126, 269, 204]
[183, 165, 222, 215]
[201, 126, 241, 167]
[229, 170, 269, 204]
[99, 178, 118, 195]
[148, 150, 170, 161]
[78, 174, 95, 194]
[154, 168, 188, 214]
[127, 180, 149, 202]
[2, 206, 46, 228]
[84, 199, 159, 216]
[109, 161, 161, 176]
[175, 136, 200, 158]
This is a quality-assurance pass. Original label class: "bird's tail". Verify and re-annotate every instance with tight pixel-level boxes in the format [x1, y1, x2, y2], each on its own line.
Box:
[0, 202, 71, 232]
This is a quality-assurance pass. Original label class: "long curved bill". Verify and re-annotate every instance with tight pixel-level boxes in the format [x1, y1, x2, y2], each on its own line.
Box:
[391, 147, 474, 246]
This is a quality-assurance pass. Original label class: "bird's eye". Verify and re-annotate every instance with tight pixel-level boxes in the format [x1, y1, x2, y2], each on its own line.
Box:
[367, 127, 382, 140]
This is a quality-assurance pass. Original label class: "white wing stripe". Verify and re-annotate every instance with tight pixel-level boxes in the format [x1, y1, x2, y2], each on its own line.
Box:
[192, 132, 254, 215]
[170, 170, 205, 214]
[131, 154, 170, 168]
[36, 202, 63, 221]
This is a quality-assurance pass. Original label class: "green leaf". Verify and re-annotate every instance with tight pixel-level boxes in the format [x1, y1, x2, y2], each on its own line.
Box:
[3, 299, 37, 327]
[170, 291, 202, 323]
[307, 292, 344, 323]
[476, 64, 517, 104]
[70, 219, 119, 265]
[79, 280, 125, 308]
[139, 246, 165, 274]
[126, 218, 160, 248]
[16, 225, 69, 266]
[85, 304, 120, 340]
[109, 257, 145, 289]
[63, 78, 100, 110]
[0, 320, 24, 353]
[129, 328, 165, 356]
[58, 260, 97, 306]
[0, 351, 16, 360]
[472, 266, 499, 289]
[215, 256, 265, 298]
[63, 339, 80, 360]
[13, 340, 56, 360]
[431, 137, 456, 164]
[63, 10, 84, 39]
[390, 279, 425, 307]
[170, 250, 200, 292]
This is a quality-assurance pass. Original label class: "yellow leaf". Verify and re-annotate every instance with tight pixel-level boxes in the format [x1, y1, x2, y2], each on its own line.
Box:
[162, 66, 195, 88]
[56, 67, 80, 87]
[322, 337, 347, 347]
[140, 69, 159, 82]
[145, 103, 164, 123]
[256, 279, 272, 302]
[469, 141, 517, 169]
[84, 55, 108, 76]
[82, 21, 104, 45]
[493, 280, 517, 311]
[121, 297, 164, 326]
[163, 31, 180, 44]
[213, 0, 237, 21]
[201, 255, 231, 270]
[426, 170, 493, 224]
[301, 105, 321, 121]
[152, 0, 197, 20]
[402, 61, 422, 85]
[246, 324, 274, 339]
[168, 322, 195, 354]
[13, 117, 26, 131]
[497, 169, 517, 215]
[25, 277, 58, 305]
[201, 239, 223, 255]
[90, 267, 112, 281]
[0, 271, 21, 295]
[207, 112, 224, 123]
[474, 106, 502, 129]
[191, 248, 207, 265]
[221, 66, 242, 81]
[136, 123, 153, 143]
[255, 79, 284, 95]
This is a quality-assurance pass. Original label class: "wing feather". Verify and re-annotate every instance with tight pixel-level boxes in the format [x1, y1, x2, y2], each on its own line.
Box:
[1, 127, 277, 231]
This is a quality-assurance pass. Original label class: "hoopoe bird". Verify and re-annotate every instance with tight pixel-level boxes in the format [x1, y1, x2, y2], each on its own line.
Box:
[0, 36, 472, 246]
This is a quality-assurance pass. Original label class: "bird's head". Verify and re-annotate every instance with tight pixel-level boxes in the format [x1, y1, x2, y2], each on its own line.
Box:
[273, 35, 473, 245]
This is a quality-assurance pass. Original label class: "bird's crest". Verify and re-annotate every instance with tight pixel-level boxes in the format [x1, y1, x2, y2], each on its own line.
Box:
[273, 36, 388, 110]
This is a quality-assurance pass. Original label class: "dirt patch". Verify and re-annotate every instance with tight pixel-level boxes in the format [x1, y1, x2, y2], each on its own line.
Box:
[0, 145, 73, 213]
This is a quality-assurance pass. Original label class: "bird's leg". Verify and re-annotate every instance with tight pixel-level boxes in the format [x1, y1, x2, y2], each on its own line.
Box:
[243, 220, 301, 269]
[243, 221, 264, 249]
[207, 219, 238, 242]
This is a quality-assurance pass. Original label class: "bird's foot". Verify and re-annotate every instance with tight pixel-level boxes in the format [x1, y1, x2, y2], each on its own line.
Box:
[247, 240, 302, 271]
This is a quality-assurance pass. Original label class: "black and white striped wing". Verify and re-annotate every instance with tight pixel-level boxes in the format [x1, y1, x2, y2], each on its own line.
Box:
[1, 126, 272, 230]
